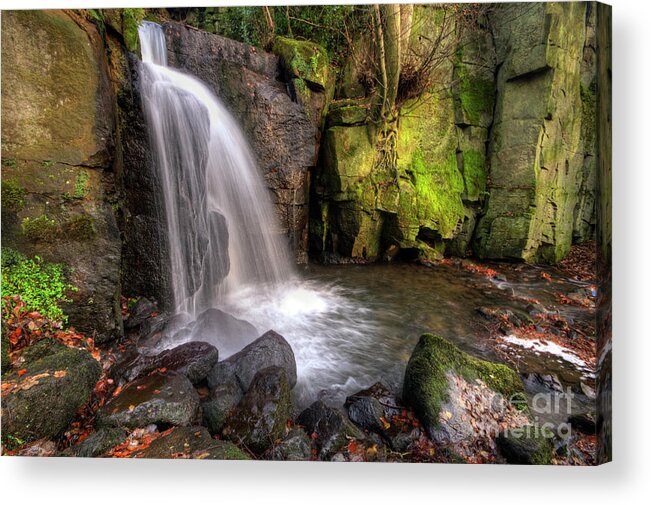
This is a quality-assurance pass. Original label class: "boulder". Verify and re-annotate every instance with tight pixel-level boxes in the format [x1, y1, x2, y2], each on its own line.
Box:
[97, 372, 199, 429]
[202, 381, 242, 435]
[568, 413, 596, 435]
[135, 426, 247, 460]
[111, 341, 219, 386]
[345, 395, 386, 436]
[402, 334, 527, 444]
[191, 308, 258, 358]
[71, 427, 127, 457]
[207, 330, 297, 393]
[496, 426, 554, 464]
[223, 367, 292, 455]
[272, 36, 329, 91]
[270, 428, 312, 461]
[297, 400, 364, 460]
[124, 297, 158, 330]
[1, 339, 101, 443]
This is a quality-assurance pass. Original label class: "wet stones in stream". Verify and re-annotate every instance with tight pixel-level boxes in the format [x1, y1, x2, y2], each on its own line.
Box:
[207, 330, 297, 394]
[190, 308, 259, 357]
[134, 426, 249, 460]
[297, 400, 365, 460]
[96, 371, 200, 429]
[223, 366, 292, 455]
[111, 341, 219, 386]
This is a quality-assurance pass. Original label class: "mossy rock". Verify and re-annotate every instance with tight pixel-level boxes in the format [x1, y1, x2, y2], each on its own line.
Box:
[402, 334, 526, 440]
[224, 366, 292, 455]
[1, 338, 101, 443]
[326, 103, 368, 127]
[273, 36, 329, 91]
[496, 426, 554, 464]
[134, 426, 248, 459]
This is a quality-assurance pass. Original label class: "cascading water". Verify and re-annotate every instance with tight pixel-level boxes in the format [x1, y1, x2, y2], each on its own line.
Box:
[138, 21, 293, 316]
[135, 22, 593, 411]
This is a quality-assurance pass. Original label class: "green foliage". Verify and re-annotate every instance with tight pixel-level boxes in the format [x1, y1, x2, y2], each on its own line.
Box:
[123, 8, 146, 52]
[42, 160, 55, 168]
[21, 215, 58, 241]
[1, 248, 73, 322]
[205, 6, 363, 65]
[1, 179, 26, 212]
[2, 158, 17, 168]
[73, 172, 89, 199]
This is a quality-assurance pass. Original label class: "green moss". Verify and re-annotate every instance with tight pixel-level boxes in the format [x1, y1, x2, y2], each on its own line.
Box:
[21, 215, 58, 241]
[1, 248, 73, 322]
[496, 425, 554, 464]
[403, 334, 526, 431]
[410, 150, 465, 238]
[123, 8, 145, 52]
[1, 179, 26, 212]
[273, 36, 329, 90]
[63, 214, 96, 240]
[2, 158, 17, 168]
[456, 65, 495, 125]
[580, 81, 597, 145]
[461, 149, 487, 201]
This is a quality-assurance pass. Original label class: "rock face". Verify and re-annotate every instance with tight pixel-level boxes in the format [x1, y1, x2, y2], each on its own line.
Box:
[310, 3, 599, 265]
[1, 10, 122, 340]
[97, 371, 199, 429]
[207, 330, 297, 393]
[224, 366, 292, 454]
[1, 339, 101, 442]
[402, 334, 527, 444]
[163, 23, 325, 264]
[474, 2, 593, 263]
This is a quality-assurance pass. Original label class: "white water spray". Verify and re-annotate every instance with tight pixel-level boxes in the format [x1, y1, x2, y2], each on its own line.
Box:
[138, 21, 293, 315]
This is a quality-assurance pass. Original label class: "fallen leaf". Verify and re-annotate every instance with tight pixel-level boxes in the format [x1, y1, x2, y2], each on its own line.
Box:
[53, 370, 67, 378]
[128, 404, 135, 412]
[17, 369, 27, 376]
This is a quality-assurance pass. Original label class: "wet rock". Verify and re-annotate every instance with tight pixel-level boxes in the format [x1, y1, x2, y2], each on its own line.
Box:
[71, 427, 127, 457]
[191, 308, 258, 357]
[2, 339, 101, 443]
[496, 426, 554, 464]
[134, 426, 246, 459]
[345, 382, 402, 439]
[124, 297, 158, 330]
[138, 312, 193, 349]
[271, 427, 312, 461]
[580, 382, 596, 400]
[202, 381, 242, 435]
[403, 334, 526, 443]
[111, 341, 219, 386]
[345, 395, 386, 435]
[521, 373, 564, 393]
[207, 330, 297, 393]
[97, 372, 199, 429]
[297, 400, 364, 460]
[224, 367, 292, 454]
[568, 413, 596, 435]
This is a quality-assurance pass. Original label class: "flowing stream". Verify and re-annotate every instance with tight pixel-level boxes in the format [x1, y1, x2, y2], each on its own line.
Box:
[138, 22, 595, 413]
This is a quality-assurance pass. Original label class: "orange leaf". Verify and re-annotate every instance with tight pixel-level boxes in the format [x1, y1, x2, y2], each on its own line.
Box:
[17, 369, 27, 376]
[112, 386, 123, 397]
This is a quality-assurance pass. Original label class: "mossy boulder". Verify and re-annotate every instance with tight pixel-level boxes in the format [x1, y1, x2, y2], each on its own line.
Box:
[402, 334, 526, 442]
[273, 36, 329, 91]
[496, 426, 554, 464]
[223, 366, 292, 455]
[96, 371, 200, 429]
[1, 339, 101, 443]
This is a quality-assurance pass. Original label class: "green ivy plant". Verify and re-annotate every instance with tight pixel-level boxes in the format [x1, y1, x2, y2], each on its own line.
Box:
[1, 248, 74, 323]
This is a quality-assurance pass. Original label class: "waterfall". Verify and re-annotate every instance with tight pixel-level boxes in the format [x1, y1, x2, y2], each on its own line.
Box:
[137, 21, 293, 316]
